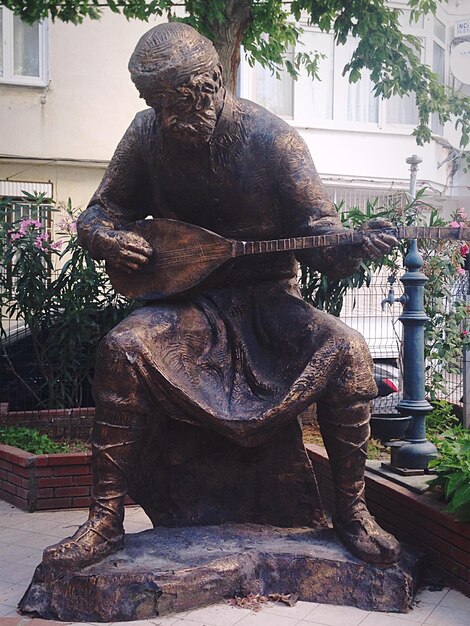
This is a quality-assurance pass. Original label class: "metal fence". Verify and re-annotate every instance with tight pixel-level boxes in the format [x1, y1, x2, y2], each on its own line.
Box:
[340, 264, 466, 411]
[1, 194, 468, 437]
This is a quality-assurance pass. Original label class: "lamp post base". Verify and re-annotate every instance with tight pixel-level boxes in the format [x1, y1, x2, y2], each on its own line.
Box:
[389, 440, 438, 471]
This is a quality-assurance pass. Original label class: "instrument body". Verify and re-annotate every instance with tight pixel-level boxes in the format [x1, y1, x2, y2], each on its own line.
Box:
[106, 219, 470, 300]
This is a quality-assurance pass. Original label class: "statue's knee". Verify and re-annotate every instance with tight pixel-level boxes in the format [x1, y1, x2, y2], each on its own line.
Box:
[98, 326, 143, 367]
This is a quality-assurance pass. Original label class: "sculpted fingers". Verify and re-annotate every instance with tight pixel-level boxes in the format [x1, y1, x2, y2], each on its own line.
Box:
[118, 231, 153, 258]
[361, 233, 398, 260]
[94, 229, 153, 270]
[106, 245, 152, 272]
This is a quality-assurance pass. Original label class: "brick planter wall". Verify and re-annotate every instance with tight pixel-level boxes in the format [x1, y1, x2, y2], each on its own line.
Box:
[2, 436, 469, 597]
[0, 444, 92, 512]
[307, 443, 470, 598]
[0, 406, 95, 440]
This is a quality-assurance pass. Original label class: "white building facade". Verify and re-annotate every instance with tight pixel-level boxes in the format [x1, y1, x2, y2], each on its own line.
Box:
[0, 0, 469, 221]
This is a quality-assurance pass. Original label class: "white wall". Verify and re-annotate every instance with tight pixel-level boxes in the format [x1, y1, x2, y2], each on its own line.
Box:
[0, 11, 161, 162]
[0, 160, 106, 210]
[0, 3, 469, 214]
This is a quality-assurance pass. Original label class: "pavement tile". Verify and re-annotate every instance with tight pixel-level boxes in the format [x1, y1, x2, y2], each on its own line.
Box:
[0, 617, 26, 625]
[15, 552, 43, 568]
[181, 604, 251, 625]
[0, 529, 37, 545]
[0, 545, 38, 562]
[0, 583, 25, 608]
[357, 616, 423, 626]
[111, 618, 162, 626]
[424, 604, 470, 625]
[263, 600, 319, 620]
[7, 536, 55, 551]
[152, 616, 180, 626]
[437, 589, 470, 612]
[385, 602, 435, 622]
[171, 619, 206, 626]
[235, 610, 300, 625]
[123, 521, 153, 534]
[1, 504, 470, 626]
[9, 519, 67, 534]
[414, 588, 449, 606]
[0, 565, 38, 586]
[303, 603, 370, 626]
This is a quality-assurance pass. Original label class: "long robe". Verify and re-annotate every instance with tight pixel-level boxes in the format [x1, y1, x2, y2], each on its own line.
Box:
[77, 92, 376, 446]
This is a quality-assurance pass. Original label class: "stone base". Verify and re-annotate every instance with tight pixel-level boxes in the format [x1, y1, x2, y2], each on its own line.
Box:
[19, 524, 424, 622]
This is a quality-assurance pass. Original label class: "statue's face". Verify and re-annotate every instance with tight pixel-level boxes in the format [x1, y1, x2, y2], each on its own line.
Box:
[137, 71, 220, 147]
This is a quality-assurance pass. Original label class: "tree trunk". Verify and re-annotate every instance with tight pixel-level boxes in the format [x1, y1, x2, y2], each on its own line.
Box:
[209, 0, 253, 93]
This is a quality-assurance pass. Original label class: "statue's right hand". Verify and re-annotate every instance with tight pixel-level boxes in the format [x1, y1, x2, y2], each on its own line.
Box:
[93, 230, 153, 272]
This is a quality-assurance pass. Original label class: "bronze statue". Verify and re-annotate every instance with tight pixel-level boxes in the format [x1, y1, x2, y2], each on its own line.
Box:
[43, 22, 400, 570]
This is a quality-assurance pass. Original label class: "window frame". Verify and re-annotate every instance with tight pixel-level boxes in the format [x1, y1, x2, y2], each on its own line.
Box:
[0, 7, 49, 87]
[240, 6, 451, 138]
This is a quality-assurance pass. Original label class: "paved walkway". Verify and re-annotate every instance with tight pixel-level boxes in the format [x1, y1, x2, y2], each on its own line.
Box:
[0, 500, 469, 626]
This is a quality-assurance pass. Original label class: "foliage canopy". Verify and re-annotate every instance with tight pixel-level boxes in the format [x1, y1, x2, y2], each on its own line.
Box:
[1, 0, 470, 149]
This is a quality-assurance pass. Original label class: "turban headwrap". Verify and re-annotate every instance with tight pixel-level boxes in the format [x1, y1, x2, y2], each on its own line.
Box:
[129, 22, 220, 90]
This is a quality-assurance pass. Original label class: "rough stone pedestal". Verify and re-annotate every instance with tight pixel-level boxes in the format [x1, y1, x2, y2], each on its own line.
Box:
[19, 524, 424, 622]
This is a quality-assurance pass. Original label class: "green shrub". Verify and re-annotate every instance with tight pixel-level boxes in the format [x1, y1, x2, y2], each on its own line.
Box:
[300, 193, 470, 398]
[428, 426, 470, 523]
[0, 194, 135, 409]
[427, 400, 460, 437]
[0, 426, 69, 454]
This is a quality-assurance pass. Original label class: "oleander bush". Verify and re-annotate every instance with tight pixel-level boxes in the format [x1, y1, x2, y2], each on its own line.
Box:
[0, 194, 135, 410]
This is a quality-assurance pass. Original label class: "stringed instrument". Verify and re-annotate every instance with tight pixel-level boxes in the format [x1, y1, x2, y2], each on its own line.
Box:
[106, 218, 470, 300]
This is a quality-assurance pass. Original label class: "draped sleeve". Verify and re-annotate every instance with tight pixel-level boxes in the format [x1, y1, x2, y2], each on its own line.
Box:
[276, 131, 361, 280]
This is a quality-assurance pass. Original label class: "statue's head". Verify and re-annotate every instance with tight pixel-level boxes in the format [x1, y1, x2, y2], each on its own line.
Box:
[129, 23, 224, 146]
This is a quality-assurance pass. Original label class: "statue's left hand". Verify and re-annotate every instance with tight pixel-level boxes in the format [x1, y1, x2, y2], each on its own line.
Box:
[353, 218, 399, 262]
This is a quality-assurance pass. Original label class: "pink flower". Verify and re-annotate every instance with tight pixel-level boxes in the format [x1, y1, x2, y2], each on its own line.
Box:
[450, 220, 466, 228]
[461, 244, 470, 257]
[8, 231, 23, 241]
[34, 237, 45, 249]
[457, 267, 466, 275]
[457, 207, 468, 220]
[56, 217, 77, 234]
[51, 240, 64, 250]
[18, 218, 43, 235]
[463, 330, 469, 337]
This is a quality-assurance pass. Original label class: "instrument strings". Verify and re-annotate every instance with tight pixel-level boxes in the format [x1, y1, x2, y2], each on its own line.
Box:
[148, 226, 469, 269]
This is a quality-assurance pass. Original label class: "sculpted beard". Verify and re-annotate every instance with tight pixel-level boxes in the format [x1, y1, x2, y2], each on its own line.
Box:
[161, 105, 217, 145]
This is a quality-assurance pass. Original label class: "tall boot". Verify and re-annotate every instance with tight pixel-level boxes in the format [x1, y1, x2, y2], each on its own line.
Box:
[42, 414, 144, 569]
[317, 401, 400, 566]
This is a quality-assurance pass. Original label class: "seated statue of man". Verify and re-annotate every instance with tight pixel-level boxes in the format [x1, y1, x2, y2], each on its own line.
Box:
[44, 22, 400, 569]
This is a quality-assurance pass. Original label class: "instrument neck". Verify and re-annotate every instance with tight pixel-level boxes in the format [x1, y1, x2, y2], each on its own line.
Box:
[235, 226, 470, 256]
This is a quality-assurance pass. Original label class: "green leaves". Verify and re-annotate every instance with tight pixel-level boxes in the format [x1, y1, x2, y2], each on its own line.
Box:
[2, 0, 469, 148]
[299, 193, 470, 402]
[1, 196, 135, 410]
[429, 426, 470, 523]
[0, 425, 69, 454]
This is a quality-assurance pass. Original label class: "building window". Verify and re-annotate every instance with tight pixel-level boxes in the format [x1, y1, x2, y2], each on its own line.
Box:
[431, 16, 446, 135]
[300, 31, 379, 125]
[0, 8, 48, 86]
[241, 11, 449, 134]
[1, 186, 53, 290]
[243, 46, 294, 118]
[298, 31, 334, 121]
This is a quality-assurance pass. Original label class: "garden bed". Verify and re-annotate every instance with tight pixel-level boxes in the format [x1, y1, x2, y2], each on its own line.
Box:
[1, 422, 469, 598]
[307, 443, 470, 599]
[0, 443, 92, 511]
